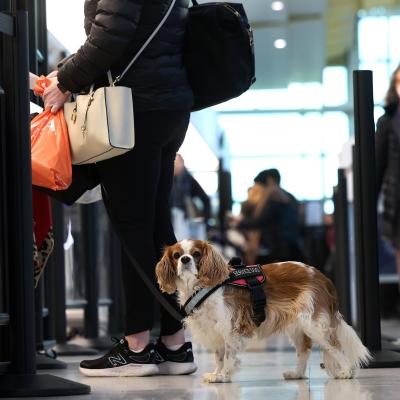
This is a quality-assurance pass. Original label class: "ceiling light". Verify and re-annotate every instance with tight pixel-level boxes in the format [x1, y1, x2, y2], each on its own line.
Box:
[274, 39, 287, 49]
[271, 1, 285, 11]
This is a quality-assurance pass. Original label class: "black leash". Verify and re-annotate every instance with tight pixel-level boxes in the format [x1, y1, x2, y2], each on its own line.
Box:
[101, 186, 267, 326]
[100, 185, 185, 322]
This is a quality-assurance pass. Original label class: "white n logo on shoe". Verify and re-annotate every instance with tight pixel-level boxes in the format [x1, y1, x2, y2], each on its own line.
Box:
[108, 353, 127, 367]
[155, 351, 165, 363]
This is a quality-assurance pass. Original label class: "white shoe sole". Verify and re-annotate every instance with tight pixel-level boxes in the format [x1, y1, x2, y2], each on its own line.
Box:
[157, 361, 197, 375]
[79, 363, 159, 377]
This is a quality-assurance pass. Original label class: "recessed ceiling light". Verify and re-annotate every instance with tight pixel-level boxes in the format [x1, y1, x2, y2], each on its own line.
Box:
[271, 1, 285, 11]
[274, 39, 287, 49]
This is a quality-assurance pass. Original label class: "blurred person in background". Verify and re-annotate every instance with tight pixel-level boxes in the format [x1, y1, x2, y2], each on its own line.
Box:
[171, 154, 211, 234]
[234, 168, 304, 264]
[376, 64, 400, 296]
[237, 183, 267, 264]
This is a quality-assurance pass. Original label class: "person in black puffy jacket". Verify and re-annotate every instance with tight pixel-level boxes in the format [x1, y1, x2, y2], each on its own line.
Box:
[41, 0, 197, 377]
[376, 65, 400, 297]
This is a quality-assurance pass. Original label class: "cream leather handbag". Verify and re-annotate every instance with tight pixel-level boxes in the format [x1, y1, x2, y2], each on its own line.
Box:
[64, 82, 135, 164]
[64, 0, 176, 165]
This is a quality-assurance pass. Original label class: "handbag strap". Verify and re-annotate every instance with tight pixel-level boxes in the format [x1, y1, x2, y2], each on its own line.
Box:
[112, 0, 177, 85]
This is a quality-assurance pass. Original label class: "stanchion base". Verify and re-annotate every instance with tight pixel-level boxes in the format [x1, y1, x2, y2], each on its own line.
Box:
[53, 343, 99, 356]
[364, 350, 400, 368]
[382, 334, 397, 342]
[36, 353, 67, 370]
[0, 374, 90, 397]
[382, 339, 400, 353]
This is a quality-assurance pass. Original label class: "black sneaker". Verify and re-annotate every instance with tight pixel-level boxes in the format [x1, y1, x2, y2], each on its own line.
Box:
[79, 338, 158, 377]
[155, 341, 197, 375]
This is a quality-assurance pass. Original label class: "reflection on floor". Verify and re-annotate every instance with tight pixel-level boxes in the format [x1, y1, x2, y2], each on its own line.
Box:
[31, 334, 400, 400]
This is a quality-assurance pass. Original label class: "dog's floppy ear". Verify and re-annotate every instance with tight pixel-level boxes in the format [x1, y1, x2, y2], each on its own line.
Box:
[198, 242, 229, 287]
[156, 247, 178, 294]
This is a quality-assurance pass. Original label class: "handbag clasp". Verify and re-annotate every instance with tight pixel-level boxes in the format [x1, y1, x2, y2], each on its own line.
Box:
[81, 91, 95, 137]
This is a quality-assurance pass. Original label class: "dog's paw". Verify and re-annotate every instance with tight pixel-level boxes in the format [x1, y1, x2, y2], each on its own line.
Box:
[203, 372, 231, 383]
[283, 370, 307, 380]
[334, 369, 354, 379]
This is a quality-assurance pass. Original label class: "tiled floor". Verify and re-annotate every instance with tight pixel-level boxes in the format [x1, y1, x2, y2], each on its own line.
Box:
[22, 335, 400, 400]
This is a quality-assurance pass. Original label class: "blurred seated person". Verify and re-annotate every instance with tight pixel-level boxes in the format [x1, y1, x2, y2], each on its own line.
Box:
[234, 168, 304, 264]
[237, 183, 267, 264]
[170, 154, 211, 238]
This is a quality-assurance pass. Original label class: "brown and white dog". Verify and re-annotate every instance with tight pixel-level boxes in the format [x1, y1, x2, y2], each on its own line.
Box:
[156, 240, 371, 383]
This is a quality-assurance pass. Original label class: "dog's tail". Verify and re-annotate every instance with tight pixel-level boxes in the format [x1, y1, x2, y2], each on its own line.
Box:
[336, 315, 372, 369]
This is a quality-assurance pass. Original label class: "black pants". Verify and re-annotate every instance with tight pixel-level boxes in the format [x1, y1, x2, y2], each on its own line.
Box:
[41, 110, 190, 336]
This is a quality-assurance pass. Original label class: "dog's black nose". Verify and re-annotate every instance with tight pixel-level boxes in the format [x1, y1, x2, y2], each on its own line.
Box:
[181, 256, 191, 264]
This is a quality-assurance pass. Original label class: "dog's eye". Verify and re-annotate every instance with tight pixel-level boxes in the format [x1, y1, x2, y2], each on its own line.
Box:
[173, 252, 181, 260]
[192, 251, 201, 258]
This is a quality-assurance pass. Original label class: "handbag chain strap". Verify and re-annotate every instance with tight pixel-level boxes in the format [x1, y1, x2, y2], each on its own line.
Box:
[112, 0, 177, 86]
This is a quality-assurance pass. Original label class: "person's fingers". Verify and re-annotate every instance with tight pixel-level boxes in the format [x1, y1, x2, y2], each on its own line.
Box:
[43, 84, 56, 95]
[43, 87, 58, 103]
[43, 91, 56, 107]
[42, 88, 52, 101]
[50, 100, 63, 113]
[43, 94, 55, 108]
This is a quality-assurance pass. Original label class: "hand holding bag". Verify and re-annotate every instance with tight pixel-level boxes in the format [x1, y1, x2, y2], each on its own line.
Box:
[64, 0, 177, 165]
[31, 77, 72, 190]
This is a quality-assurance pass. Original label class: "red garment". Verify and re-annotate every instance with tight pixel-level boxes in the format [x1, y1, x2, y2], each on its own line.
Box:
[32, 189, 52, 249]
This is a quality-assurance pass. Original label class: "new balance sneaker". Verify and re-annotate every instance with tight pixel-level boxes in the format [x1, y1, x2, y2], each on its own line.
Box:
[79, 338, 158, 377]
[155, 341, 197, 375]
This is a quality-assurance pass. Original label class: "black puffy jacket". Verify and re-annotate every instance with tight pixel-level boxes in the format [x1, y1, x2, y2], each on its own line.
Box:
[375, 104, 400, 245]
[58, 0, 193, 111]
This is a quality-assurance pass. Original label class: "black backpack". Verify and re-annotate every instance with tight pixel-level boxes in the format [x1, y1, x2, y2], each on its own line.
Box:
[184, 0, 256, 111]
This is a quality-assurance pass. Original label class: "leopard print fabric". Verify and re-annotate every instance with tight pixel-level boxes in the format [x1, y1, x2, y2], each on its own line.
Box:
[33, 228, 55, 288]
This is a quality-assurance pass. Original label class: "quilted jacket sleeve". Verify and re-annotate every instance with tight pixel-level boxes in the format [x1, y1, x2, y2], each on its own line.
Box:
[58, 0, 144, 93]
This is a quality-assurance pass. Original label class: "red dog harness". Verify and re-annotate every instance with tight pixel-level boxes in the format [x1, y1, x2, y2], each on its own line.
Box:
[183, 257, 267, 327]
[227, 265, 266, 287]
[225, 258, 267, 326]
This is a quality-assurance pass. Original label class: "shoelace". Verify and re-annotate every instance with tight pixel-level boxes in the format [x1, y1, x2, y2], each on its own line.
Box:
[111, 336, 123, 345]
[106, 337, 127, 356]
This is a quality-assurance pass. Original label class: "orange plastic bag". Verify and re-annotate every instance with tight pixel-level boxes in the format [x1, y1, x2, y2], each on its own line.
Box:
[31, 76, 72, 190]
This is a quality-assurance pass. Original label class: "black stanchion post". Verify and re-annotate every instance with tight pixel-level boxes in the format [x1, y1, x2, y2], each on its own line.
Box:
[32, 201, 65, 369]
[82, 203, 99, 339]
[52, 201, 68, 344]
[51, 202, 98, 356]
[0, 7, 90, 396]
[77, 203, 114, 349]
[37, 0, 53, 349]
[35, 278, 67, 369]
[352, 70, 400, 367]
[333, 169, 352, 323]
[2, 11, 36, 376]
[79, 203, 111, 349]
[44, 256, 56, 343]
[27, 0, 67, 370]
